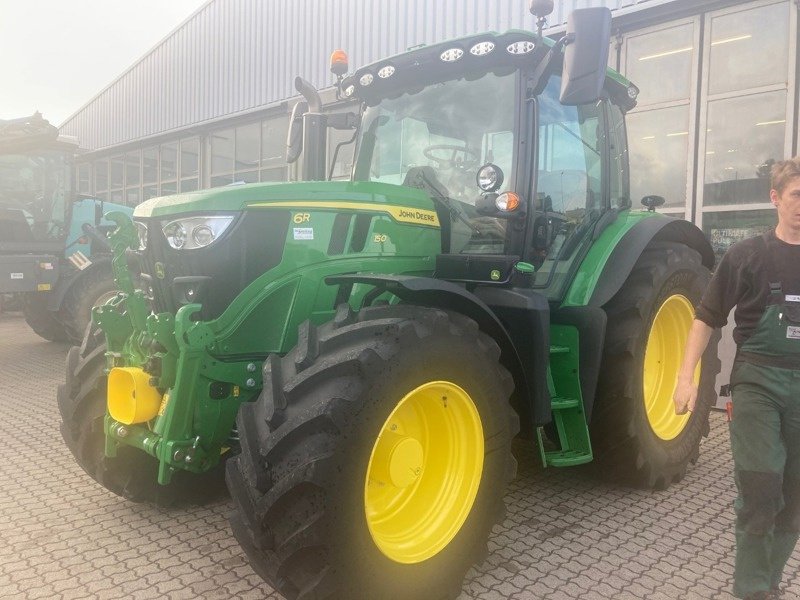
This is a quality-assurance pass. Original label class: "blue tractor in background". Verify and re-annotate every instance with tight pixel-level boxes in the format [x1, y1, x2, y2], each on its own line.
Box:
[0, 113, 132, 343]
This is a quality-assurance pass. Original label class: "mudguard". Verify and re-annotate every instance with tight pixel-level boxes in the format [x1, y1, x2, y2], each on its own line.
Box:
[588, 217, 714, 308]
[325, 273, 550, 427]
[564, 214, 714, 309]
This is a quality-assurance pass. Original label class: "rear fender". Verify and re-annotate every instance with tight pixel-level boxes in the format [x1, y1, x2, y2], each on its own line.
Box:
[565, 214, 714, 308]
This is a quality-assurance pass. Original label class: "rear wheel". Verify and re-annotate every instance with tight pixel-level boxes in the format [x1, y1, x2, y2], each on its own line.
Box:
[592, 242, 721, 489]
[227, 304, 518, 599]
[22, 292, 68, 342]
[58, 325, 226, 506]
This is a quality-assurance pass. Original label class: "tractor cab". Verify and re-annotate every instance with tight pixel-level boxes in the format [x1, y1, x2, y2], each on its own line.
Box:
[302, 9, 639, 302]
[0, 114, 74, 251]
[0, 114, 76, 302]
[0, 114, 131, 343]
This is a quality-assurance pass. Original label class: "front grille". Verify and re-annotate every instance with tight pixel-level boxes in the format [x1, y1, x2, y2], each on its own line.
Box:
[138, 210, 291, 320]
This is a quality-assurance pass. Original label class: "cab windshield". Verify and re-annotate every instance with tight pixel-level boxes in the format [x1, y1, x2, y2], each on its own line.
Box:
[0, 150, 71, 243]
[354, 71, 518, 254]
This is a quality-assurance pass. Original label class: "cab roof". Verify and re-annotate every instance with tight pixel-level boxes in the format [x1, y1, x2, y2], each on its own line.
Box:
[342, 29, 638, 111]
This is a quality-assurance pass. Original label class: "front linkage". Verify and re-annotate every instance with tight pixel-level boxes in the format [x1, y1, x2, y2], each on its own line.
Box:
[95, 212, 256, 484]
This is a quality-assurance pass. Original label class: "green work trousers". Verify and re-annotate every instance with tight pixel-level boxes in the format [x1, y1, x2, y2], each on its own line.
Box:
[729, 360, 800, 598]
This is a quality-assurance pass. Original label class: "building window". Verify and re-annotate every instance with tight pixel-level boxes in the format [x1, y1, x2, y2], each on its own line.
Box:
[160, 142, 178, 195]
[621, 19, 698, 215]
[211, 128, 235, 187]
[708, 2, 789, 96]
[143, 146, 158, 200]
[628, 106, 691, 210]
[161, 181, 177, 195]
[94, 159, 108, 200]
[77, 163, 91, 195]
[210, 117, 289, 187]
[697, 0, 793, 253]
[262, 118, 286, 166]
[702, 208, 777, 263]
[262, 116, 288, 181]
[108, 155, 124, 203]
[704, 90, 787, 206]
[235, 123, 260, 182]
[124, 151, 141, 207]
[625, 23, 695, 106]
[180, 138, 200, 192]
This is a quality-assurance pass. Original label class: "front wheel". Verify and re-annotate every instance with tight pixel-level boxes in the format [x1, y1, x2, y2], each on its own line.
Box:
[58, 325, 227, 506]
[592, 242, 721, 489]
[227, 304, 519, 599]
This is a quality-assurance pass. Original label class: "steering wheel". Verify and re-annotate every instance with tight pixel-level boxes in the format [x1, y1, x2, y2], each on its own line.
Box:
[423, 144, 480, 171]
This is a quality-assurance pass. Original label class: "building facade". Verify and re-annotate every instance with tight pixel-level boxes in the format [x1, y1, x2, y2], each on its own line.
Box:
[61, 0, 798, 259]
[59, 0, 799, 391]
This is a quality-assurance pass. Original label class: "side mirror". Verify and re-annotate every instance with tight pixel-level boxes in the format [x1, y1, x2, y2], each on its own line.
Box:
[286, 101, 308, 164]
[559, 7, 612, 106]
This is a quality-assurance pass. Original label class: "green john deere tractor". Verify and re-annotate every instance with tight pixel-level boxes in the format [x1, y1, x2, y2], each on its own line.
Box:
[59, 5, 721, 598]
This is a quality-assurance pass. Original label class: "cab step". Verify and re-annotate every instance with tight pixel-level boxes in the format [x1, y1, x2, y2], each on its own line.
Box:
[536, 396, 594, 468]
[537, 326, 594, 469]
[550, 396, 580, 410]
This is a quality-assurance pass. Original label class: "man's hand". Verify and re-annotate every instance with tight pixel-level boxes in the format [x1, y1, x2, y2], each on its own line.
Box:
[672, 319, 715, 415]
[673, 378, 698, 415]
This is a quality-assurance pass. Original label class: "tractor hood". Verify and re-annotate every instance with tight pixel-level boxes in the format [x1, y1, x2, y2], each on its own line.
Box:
[133, 180, 442, 321]
[133, 180, 439, 226]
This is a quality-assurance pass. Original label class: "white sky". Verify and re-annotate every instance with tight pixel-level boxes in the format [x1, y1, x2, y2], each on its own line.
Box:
[0, 0, 208, 126]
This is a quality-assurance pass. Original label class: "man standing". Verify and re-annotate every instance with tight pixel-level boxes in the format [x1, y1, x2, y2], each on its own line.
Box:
[673, 157, 800, 600]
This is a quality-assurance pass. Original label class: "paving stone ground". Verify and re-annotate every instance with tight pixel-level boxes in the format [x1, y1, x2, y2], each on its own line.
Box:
[1, 311, 798, 600]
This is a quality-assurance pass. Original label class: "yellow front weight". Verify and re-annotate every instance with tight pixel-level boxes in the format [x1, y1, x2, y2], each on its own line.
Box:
[107, 367, 162, 425]
[364, 381, 484, 564]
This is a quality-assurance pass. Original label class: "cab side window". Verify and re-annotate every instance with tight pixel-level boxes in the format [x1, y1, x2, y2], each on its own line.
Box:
[606, 101, 630, 210]
[535, 77, 603, 263]
[536, 78, 602, 221]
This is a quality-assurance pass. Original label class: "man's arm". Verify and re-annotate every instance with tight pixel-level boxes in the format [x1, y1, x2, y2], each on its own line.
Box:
[673, 319, 715, 415]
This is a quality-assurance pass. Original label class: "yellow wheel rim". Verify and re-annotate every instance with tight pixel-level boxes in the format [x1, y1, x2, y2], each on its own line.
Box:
[643, 294, 700, 440]
[364, 381, 484, 564]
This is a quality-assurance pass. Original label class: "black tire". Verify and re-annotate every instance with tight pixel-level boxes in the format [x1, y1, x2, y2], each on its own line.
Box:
[227, 304, 519, 600]
[22, 292, 68, 342]
[60, 269, 120, 345]
[592, 242, 721, 489]
[2, 293, 22, 312]
[58, 324, 227, 506]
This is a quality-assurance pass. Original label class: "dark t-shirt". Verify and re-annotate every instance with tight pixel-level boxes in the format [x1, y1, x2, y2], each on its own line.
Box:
[695, 229, 800, 346]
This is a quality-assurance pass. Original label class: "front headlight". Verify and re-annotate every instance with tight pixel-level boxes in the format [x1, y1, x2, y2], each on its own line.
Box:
[161, 215, 235, 250]
[135, 221, 148, 251]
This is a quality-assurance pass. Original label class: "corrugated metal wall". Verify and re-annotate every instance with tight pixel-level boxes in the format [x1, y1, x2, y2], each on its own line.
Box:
[59, 0, 669, 151]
